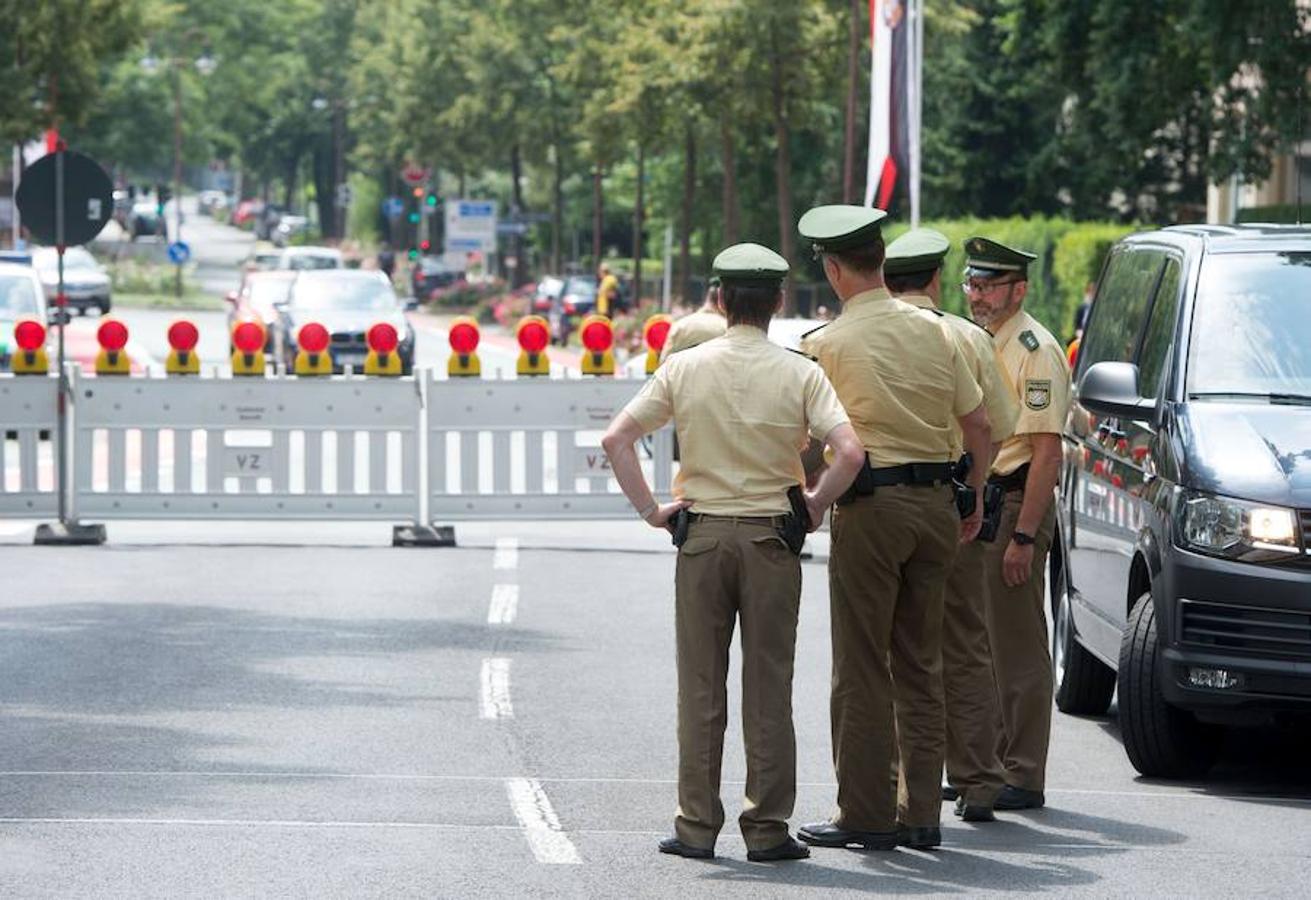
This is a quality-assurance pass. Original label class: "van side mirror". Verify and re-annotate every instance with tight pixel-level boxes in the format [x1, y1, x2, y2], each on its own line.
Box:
[1078, 361, 1157, 421]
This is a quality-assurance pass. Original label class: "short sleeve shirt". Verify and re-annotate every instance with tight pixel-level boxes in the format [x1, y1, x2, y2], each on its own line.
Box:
[597, 274, 619, 316]
[659, 308, 728, 362]
[900, 294, 1019, 452]
[624, 325, 849, 515]
[989, 309, 1072, 475]
[800, 288, 982, 467]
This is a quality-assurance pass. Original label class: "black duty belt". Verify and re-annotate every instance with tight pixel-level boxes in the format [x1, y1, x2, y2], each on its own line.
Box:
[989, 463, 1030, 493]
[687, 512, 788, 527]
[838, 459, 955, 505]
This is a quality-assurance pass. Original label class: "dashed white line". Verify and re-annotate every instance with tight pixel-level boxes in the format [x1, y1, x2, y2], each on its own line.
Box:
[504, 778, 582, 864]
[493, 537, 519, 570]
[479, 658, 513, 719]
[487, 584, 519, 625]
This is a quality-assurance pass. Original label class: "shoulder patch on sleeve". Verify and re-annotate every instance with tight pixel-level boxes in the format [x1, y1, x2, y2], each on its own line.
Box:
[1019, 330, 1040, 352]
[1024, 378, 1052, 410]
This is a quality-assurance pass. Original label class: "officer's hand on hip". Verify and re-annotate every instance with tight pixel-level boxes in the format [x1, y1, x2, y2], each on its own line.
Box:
[1003, 539, 1034, 587]
[959, 507, 983, 544]
[647, 500, 690, 531]
[804, 493, 827, 533]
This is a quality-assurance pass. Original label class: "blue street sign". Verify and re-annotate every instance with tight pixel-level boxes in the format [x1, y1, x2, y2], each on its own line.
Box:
[382, 196, 405, 219]
[167, 241, 191, 264]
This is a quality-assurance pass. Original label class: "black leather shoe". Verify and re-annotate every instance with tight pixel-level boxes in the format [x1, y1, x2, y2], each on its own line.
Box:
[941, 784, 959, 802]
[994, 785, 1045, 810]
[747, 837, 811, 862]
[798, 821, 899, 850]
[953, 797, 996, 822]
[896, 824, 942, 850]
[658, 837, 714, 859]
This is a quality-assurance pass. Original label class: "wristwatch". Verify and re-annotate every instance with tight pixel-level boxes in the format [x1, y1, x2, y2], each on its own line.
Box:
[1011, 530, 1036, 546]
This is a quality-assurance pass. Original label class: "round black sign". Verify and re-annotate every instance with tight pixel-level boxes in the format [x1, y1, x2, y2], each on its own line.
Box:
[15, 150, 115, 247]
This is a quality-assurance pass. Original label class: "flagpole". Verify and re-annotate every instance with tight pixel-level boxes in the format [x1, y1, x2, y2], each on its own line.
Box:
[909, 0, 923, 228]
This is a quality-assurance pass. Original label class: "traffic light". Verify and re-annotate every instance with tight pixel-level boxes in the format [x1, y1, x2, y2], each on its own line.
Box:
[407, 247, 419, 261]
[425, 192, 438, 208]
[411, 186, 424, 199]
[156, 183, 172, 215]
[419, 239, 431, 252]
[408, 211, 420, 224]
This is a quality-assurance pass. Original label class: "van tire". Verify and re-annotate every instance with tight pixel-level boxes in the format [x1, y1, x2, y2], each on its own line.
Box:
[1119, 591, 1220, 778]
[1052, 563, 1116, 715]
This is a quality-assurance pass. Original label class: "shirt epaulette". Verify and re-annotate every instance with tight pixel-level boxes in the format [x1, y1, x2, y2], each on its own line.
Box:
[1019, 330, 1040, 352]
[787, 347, 818, 362]
[800, 321, 830, 340]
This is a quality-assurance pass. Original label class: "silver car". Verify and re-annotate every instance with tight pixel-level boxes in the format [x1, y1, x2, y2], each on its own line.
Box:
[32, 246, 111, 316]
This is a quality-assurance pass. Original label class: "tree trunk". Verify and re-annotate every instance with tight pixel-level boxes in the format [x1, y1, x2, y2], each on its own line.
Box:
[313, 147, 334, 240]
[771, 35, 796, 314]
[679, 124, 697, 304]
[842, 0, 862, 203]
[551, 142, 563, 273]
[721, 117, 739, 245]
[510, 141, 526, 287]
[591, 163, 604, 268]
[634, 141, 645, 304]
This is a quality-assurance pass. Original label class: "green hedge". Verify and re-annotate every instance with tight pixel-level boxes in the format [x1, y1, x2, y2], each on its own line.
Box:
[882, 217, 1139, 338]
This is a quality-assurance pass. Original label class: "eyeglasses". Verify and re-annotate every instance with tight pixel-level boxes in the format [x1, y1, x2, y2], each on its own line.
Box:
[961, 279, 1021, 295]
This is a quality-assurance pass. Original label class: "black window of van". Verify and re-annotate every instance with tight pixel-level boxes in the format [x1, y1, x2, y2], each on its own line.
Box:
[1137, 257, 1182, 398]
[1078, 247, 1165, 378]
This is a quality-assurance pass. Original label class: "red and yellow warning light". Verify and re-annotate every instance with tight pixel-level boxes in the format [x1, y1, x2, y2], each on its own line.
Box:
[95, 318, 131, 375]
[294, 322, 332, 376]
[10, 318, 48, 374]
[642, 314, 672, 375]
[515, 315, 550, 376]
[230, 318, 267, 376]
[579, 314, 615, 376]
[165, 319, 200, 375]
[364, 321, 402, 376]
[447, 316, 481, 377]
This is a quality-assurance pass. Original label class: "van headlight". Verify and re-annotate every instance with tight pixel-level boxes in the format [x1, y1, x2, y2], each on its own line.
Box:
[1178, 491, 1301, 559]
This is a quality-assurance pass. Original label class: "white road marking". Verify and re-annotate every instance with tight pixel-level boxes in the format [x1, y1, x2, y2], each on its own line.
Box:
[479, 658, 513, 719]
[504, 777, 582, 864]
[487, 584, 519, 625]
[493, 537, 519, 570]
[0, 523, 31, 538]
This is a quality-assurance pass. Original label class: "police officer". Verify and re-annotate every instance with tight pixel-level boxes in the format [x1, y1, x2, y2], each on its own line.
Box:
[962, 236, 1072, 810]
[794, 207, 992, 852]
[659, 277, 727, 362]
[883, 229, 1019, 822]
[602, 242, 865, 862]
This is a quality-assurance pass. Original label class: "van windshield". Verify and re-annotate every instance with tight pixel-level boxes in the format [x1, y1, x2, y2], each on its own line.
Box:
[1187, 251, 1311, 399]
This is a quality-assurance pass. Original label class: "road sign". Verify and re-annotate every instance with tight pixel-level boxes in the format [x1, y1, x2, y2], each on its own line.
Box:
[15, 150, 114, 246]
[400, 163, 431, 186]
[167, 241, 191, 264]
[382, 196, 405, 219]
[497, 222, 528, 235]
[444, 198, 498, 253]
[335, 182, 352, 208]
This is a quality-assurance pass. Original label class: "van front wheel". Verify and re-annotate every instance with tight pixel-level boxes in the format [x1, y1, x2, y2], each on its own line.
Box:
[1118, 592, 1220, 778]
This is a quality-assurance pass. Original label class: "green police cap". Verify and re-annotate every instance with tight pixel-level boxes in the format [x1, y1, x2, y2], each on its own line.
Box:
[712, 242, 789, 285]
[884, 228, 950, 276]
[963, 236, 1037, 279]
[798, 205, 889, 254]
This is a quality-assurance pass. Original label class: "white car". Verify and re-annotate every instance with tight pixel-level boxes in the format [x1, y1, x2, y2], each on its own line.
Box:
[623, 315, 826, 377]
[0, 262, 51, 370]
[32, 246, 112, 316]
[276, 246, 342, 271]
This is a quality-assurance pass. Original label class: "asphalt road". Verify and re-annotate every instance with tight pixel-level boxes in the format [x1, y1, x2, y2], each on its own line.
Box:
[0, 519, 1307, 899]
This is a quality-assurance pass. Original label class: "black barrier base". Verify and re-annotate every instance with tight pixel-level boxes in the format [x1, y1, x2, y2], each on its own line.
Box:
[392, 524, 456, 547]
[34, 521, 107, 546]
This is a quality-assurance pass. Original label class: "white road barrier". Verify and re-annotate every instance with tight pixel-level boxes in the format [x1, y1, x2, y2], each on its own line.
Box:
[0, 375, 59, 519]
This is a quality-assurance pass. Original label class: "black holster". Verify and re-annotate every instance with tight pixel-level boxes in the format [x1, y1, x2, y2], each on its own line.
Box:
[670, 508, 690, 548]
[951, 452, 976, 520]
[976, 483, 1006, 543]
[778, 485, 811, 555]
[837, 454, 875, 505]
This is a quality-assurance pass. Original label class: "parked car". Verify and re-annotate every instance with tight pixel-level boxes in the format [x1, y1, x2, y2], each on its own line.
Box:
[271, 214, 310, 248]
[129, 200, 163, 240]
[0, 262, 51, 371]
[243, 241, 283, 275]
[532, 275, 565, 312]
[197, 190, 229, 216]
[1054, 223, 1311, 779]
[545, 275, 599, 345]
[410, 256, 464, 300]
[225, 270, 296, 354]
[32, 246, 111, 316]
[277, 246, 343, 271]
[231, 199, 265, 228]
[276, 269, 415, 375]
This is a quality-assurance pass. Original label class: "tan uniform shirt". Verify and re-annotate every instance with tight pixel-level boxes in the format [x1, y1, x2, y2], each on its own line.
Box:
[989, 309, 1071, 476]
[800, 288, 982, 467]
[900, 293, 1019, 453]
[625, 324, 849, 515]
[659, 307, 728, 362]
